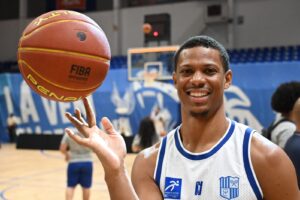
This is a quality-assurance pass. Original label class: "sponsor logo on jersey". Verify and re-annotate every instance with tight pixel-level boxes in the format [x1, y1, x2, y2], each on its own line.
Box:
[194, 181, 203, 196]
[219, 176, 239, 200]
[164, 177, 182, 199]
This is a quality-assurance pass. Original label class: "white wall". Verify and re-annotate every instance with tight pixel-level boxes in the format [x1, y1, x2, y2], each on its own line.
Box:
[1, 0, 300, 61]
[0, 19, 23, 61]
[234, 0, 300, 48]
[76, 1, 207, 56]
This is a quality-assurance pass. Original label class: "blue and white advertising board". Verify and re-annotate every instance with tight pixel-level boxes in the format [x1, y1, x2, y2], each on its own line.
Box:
[0, 62, 299, 142]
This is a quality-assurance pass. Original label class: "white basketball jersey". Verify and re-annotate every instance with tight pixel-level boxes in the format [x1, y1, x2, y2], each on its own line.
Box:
[154, 120, 263, 200]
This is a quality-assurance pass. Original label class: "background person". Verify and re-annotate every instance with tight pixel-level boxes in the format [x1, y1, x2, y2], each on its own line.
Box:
[284, 97, 300, 189]
[131, 116, 159, 153]
[60, 111, 93, 200]
[268, 81, 300, 148]
[150, 106, 168, 138]
[6, 113, 17, 143]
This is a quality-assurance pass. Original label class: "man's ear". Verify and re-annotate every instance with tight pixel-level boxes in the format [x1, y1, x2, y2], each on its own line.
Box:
[224, 69, 232, 89]
[172, 72, 177, 85]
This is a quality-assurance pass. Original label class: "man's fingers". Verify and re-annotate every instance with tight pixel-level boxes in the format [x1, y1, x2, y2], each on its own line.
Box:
[101, 117, 118, 135]
[83, 97, 96, 127]
[65, 128, 89, 146]
[65, 112, 89, 137]
[75, 108, 83, 121]
[75, 108, 88, 125]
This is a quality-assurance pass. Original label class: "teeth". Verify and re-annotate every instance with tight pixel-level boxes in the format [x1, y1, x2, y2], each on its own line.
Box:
[190, 91, 207, 97]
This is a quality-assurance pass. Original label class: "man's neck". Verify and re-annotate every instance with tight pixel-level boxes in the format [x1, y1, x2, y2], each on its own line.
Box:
[179, 110, 229, 153]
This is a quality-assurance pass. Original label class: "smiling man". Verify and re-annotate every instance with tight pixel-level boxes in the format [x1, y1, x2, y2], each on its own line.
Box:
[65, 36, 300, 200]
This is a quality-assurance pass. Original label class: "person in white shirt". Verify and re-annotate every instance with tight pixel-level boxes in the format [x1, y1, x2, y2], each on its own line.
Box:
[60, 124, 93, 200]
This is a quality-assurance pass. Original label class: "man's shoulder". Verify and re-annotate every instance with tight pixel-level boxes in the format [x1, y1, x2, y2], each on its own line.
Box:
[228, 119, 254, 134]
[251, 132, 287, 169]
[133, 143, 160, 176]
[250, 132, 300, 199]
[133, 127, 178, 168]
[136, 143, 160, 163]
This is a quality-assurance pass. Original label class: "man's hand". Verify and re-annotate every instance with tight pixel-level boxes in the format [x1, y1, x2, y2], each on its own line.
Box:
[65, 97, 127, 172]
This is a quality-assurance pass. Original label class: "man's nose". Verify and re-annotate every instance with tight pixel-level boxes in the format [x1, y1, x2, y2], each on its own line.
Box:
[191, 71, 204, 84]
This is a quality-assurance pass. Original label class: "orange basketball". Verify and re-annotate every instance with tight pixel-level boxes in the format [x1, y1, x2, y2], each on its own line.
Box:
[143, 23, 152, 34]
[17, 10, 111, 102]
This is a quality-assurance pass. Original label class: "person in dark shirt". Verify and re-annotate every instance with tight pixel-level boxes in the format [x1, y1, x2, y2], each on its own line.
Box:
[131, 117, 159, 153]
[7, 113, 17, 143]
[285, 97, 300, 189]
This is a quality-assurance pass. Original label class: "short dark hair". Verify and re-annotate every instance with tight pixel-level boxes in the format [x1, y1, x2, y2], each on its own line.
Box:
[173, 35, 230, 72]
[138, 117, 157, 149]
[271, 81, 300, 114]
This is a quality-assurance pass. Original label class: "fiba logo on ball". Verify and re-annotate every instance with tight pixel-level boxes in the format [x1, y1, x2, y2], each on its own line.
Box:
[17, 10, 111, 102]
[68, 64, 91, 82]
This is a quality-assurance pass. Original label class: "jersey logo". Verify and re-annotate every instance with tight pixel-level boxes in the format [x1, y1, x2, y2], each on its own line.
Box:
[195, 181, 203, 196]
[164, 177, 182, 199]
[219, 176, 239, 199]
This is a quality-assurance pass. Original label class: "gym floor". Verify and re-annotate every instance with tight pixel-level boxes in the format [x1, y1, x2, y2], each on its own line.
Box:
[0, 144, 136, 200]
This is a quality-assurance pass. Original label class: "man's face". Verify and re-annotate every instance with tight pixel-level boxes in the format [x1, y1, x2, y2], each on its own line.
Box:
[173, 46, 232, 117]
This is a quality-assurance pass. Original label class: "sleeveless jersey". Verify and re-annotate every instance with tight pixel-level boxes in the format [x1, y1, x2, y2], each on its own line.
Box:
[154, 120, 263, 200]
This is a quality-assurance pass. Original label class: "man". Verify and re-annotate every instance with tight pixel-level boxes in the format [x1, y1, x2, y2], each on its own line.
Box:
[60, 111, 93, 200]
[285, 97, 300, 189]
[65, 36, 300, 199]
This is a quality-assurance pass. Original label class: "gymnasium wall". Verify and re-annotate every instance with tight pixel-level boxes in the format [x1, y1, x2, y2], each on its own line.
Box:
[0, 0, 300, 147]
[0, 0, 300, 60]
[1, 61, 300, 143]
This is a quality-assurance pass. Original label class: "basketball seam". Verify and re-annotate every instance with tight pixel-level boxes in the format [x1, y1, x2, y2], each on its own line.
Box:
[18, 47, 110, 63]
[18, 59, 103, 92]
[22, 19, 102, 38]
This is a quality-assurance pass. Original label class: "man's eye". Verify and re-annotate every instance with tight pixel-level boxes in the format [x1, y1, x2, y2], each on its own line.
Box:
[180, 69, 193, 75]
[205, 68, 217, 75]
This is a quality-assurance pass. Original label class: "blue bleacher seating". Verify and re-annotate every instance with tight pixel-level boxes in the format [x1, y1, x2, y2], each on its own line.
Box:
[226, 44, 300, 64]
[107, 45, 300, 67]
[3, 44, 300, 73]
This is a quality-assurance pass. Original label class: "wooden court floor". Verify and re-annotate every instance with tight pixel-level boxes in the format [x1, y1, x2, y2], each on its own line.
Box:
[0, 144, 137, 200]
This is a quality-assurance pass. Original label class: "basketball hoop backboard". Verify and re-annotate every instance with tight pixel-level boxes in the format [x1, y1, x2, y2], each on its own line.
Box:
[127, 46, 179, 81]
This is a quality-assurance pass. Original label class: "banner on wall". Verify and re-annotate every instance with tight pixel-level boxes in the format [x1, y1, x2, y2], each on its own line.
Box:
[0, 69, 180, 142]
[0, 62, 300, 142]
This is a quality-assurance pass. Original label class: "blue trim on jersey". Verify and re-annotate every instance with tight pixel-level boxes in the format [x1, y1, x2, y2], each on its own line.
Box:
[155, 136, 167, 187]
[243, 128, 263, 200]
[174, 120, 236, 160]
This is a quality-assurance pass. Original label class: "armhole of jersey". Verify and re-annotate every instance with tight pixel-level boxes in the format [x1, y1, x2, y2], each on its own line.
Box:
[243, 128, 263, 200]
[154, 136, 167, 188]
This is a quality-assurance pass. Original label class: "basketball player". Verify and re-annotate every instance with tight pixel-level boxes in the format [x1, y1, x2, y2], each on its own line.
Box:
[65, 36, 300, 199]
[60, 124, 93, 200]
